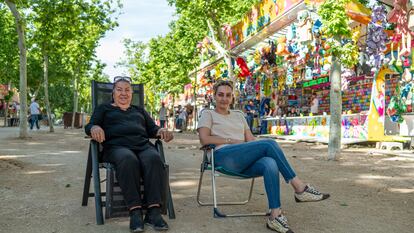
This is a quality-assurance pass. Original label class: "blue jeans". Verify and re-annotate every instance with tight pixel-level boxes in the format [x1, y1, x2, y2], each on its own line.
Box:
[160, 120, 166, 128]
[245, 114, 253, 131]
[30, 114, 40, 130]
[214, 139, 296, 209]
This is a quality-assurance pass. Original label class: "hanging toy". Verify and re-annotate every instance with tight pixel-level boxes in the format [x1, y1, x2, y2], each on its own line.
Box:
[400, 33, 410, 56]
[387, 0, 409, 41]
[411, 49, 414, 71]
[396, 43, 403, 68]
[389, 42, 396, 65]
[276, 37, 289, 56]
[236, 57, 252, 78]
[403, 67, 412, 82]
[305, 66, 313, 80]
[222, 24, 234, 48]
[286, 64, 294, 86]
[366, 4, 389, 73]
[409, 2, 414, 31]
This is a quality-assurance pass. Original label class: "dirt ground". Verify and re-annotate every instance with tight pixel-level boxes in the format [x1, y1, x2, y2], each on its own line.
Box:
[0, 126, 413, 233]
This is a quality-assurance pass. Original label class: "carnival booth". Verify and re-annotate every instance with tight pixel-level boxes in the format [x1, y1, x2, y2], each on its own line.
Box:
[212, 0, 414, 143]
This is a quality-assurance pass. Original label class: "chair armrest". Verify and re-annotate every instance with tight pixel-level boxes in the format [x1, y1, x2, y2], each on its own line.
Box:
[200, 144, 216, 151]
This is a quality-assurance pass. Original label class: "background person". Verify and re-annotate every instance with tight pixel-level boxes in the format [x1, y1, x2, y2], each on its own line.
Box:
[159, 102, 167, 128]
[29, 98, 41, 130]
[310, 93, 319, 115]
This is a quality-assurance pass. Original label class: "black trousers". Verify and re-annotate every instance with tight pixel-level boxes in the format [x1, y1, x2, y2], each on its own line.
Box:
[103, 144, 166, 209]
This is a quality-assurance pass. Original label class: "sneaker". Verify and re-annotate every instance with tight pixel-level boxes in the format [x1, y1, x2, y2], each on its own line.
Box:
[294, 185, 330, 202]
[144, 207, 169, 231]
[129, 209, 144, 233]
[266, 215, 294, 233]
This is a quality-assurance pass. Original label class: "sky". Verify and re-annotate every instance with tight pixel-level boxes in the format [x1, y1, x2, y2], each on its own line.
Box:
[96, 0, 175, 78]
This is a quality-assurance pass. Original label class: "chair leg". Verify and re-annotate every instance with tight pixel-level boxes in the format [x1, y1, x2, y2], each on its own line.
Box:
[209, 149, 267, 218]
[197, 168, 256, 206]
[82, 148, 92, 206]
[196, 168, 205, 206]
[166, 185, 176, 219]
[91, 142, 104, 225]
[155, 139, 176, 219]
[105, 166, 114, 219]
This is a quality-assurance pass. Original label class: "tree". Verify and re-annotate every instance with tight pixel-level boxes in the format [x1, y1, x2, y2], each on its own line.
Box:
[3, 0, 29, 138]
[59, 0, 119, 128]
[319, 0, 357, 160]
[120, 1, 259, 113]
[168, 0, 260, 83]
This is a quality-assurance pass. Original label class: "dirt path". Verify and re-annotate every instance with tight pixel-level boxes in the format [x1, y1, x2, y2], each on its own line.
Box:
[0, 127, 413, 233]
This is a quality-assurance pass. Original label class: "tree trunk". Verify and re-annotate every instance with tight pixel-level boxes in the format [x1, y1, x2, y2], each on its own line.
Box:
[71, 77, 79, 128]
[328, 56, 342, 160]
[6, 0, 28, 138]
[3, 81, 11, 127]
[43, 53, 54, 132]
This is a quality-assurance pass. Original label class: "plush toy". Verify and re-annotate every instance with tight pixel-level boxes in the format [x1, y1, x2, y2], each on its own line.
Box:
[276, 37, 289, 56]
[296, 10, 313, 43]
[387, 0, 409, 40]
[341, 68, 355, 91]
[262, 41, 277, 65]
[312, 19, 323, 37]
[366, 4, 389, 72]
[286, 64, 294, 85]
[286, 24, 296, 41]
[236, 57, 252, 78]
[222, 24, 234, 48]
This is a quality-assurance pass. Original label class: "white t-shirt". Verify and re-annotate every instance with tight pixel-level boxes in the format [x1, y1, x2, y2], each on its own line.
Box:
[30, 102, 40, 115]
[311, 98, 319, 114]
[197, 110, 248, 150]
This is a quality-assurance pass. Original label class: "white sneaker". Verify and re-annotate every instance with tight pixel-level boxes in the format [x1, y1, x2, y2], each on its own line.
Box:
[266, 215, 294, 233]
[294, 184, 330, 202]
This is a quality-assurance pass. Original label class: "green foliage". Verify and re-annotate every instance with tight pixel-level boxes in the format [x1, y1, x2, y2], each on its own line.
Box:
[120, 0, 259, 113]
[0, 5, 19, 85]
[318, 0, 351, 38]
[318, 0, 358, 67]
[0, 0, 120, 115]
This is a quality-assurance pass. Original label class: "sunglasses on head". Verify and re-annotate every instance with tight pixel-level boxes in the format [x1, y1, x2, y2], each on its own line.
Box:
[113, 76, 132, 83]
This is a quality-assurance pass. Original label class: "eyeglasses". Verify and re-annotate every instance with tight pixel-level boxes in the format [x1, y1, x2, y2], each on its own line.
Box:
[113, 76, 132, 83]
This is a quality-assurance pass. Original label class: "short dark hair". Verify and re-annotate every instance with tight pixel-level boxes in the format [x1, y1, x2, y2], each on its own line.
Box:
[213, 80, 233, 95]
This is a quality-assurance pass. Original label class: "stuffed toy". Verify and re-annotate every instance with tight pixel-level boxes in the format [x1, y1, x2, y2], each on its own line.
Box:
[387, 0, 409, 40]
[409, 2, 414, 31]
[286, 64, 294, 85]
[286, 24, 296, 41]
[276, 37, 289, 56]
[222, 24, 234, 48]
[236, 57, 252, 78]
[366, 4, 389, 72]
[296, 10, 313, 43]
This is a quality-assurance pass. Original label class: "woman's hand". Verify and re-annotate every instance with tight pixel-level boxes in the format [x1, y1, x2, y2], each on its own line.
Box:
[90, 125, 105, 143]
[228, 138, 245, 144]
[157, 128, 173, 142]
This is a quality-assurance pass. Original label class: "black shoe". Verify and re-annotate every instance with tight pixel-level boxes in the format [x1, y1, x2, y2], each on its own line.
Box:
[129, 209, 144, 233]
[144, 207, 169, 231]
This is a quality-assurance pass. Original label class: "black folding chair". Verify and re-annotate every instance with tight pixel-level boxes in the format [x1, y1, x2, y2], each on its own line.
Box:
[81, 80, 175, 225]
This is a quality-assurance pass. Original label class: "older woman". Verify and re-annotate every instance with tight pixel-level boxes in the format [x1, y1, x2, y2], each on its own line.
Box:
[85, 76, 173, 232]
[197, 80, 329, 233]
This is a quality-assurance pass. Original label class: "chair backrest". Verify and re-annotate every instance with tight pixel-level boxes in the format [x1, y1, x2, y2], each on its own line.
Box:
[91, 80, 145, 110]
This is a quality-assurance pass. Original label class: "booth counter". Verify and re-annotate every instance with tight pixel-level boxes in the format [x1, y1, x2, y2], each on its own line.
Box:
[263, 113, 369, 143]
